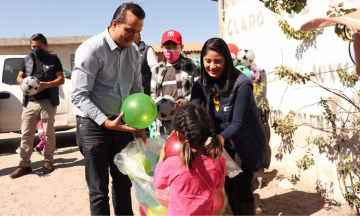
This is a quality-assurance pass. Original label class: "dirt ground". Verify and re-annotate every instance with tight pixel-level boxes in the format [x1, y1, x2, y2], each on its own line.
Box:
[0, 145, 357, 215]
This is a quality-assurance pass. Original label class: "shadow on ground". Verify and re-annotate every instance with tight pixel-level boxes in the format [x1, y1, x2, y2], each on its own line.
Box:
[0, 157, 84, 178]
[255, 191, 326, 215]
[0, 130, 77, 154]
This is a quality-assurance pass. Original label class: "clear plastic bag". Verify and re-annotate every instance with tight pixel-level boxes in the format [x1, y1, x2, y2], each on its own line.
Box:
[114, 137, 168, 215]
[222, 148, 242, 178]
[113, 136, 241, 215]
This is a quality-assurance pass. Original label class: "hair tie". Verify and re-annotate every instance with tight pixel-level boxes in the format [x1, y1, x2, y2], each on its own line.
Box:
[185, 134, 189, 142]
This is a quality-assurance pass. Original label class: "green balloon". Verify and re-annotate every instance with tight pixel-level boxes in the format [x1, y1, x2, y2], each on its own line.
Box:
[121, 93, 157, 129]
[148, 205, 167, 216]
[235, 64, 251, 79]
[128, 154, 151, 175]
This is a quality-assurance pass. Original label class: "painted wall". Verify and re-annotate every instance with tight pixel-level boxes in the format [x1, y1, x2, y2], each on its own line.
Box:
[219, 0, 360, 203]
[0, 44, 80, 71]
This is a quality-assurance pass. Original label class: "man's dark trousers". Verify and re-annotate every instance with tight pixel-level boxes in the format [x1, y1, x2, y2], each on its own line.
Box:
[76, 116, 134, 215]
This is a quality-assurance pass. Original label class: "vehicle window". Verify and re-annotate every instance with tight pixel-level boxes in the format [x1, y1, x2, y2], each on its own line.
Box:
[3, 58, 22, 85]
[63, 68, 72, 79]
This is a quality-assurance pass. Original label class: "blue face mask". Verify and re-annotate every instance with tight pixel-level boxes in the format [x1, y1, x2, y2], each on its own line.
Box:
[31, 48, 46, 57]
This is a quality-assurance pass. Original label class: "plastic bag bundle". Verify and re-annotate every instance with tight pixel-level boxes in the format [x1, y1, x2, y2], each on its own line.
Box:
[114, 137, 169, 215]
[222, 148, 242, 178]
[114, 136, 240, 215]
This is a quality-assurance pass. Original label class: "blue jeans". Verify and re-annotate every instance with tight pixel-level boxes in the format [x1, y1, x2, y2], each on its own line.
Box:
[76, 117, 134, 215]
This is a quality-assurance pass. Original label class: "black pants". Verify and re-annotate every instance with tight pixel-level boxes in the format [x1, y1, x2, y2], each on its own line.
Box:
[76, 117, 134, 216]
[224, 143, 255, 214]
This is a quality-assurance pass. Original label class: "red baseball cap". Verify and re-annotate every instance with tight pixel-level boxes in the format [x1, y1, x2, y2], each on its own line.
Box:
[161, 30, 182, 45]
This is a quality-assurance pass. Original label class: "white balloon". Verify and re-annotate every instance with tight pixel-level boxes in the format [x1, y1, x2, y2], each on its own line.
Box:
[20, 76, 40, 96]
[237, 49, 255, 67]
[154, 95, 177, 121]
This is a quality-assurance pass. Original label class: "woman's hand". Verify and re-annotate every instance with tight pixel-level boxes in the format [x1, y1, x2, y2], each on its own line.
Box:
[158, 145, 166, 163]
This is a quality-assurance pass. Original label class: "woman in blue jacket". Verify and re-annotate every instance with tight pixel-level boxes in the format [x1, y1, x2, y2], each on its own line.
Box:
[190, 37, 266, 215]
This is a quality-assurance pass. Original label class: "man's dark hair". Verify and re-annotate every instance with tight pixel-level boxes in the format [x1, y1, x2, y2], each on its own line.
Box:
[30, 33, 47, 45]
[110, 3, 145, 26]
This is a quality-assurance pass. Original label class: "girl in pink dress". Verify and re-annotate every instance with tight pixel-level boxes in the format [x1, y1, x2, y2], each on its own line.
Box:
[34, 120, 45, 155]
[34, 119, 54, 155]
[153, 104, 226, 216]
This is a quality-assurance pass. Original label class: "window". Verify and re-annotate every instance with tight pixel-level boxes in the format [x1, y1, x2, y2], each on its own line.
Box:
[3, 58, 23, 85]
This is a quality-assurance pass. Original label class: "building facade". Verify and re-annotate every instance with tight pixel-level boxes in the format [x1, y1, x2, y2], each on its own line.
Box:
[212, 0, 360, 204]
[0, 36, 91, 71]
[0, 37, 202, 71]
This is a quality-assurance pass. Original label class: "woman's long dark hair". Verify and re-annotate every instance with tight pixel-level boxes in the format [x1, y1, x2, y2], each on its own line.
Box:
[172, 104, 223, 170]
[200, 37, 236, 98]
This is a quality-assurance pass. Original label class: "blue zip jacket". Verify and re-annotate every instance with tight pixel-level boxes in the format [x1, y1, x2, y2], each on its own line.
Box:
[190, 70, 266, 174]
[22, 53, 60, 107]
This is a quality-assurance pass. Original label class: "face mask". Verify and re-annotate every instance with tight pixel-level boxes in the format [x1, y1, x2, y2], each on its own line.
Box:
[31, 48, 46, 57]
[164, 50, 180, 62]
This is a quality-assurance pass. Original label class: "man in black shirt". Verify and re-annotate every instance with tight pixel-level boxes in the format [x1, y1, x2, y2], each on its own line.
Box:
[10, 33, 65, 178]
[19, 47, 63, 102]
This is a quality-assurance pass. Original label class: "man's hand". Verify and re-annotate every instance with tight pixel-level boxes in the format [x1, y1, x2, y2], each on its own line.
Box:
[136, 129, 146, 143]
[102, 112, 139, 132]
[37, 82, 51, 92]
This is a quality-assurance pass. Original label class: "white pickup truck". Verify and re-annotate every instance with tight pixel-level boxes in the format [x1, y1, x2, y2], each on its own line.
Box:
[0, 55, 76, 132]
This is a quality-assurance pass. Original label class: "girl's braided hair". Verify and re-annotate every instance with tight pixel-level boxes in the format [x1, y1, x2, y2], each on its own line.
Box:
[171, 104, 223, 170]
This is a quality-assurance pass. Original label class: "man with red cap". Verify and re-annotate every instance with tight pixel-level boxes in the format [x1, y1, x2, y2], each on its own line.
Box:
[300, 9, 360, 75]
[150, 30, 200, 135]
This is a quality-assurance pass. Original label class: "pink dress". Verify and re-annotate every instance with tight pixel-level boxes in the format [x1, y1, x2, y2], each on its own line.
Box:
[36, 121, 43, 132]
[153, 156, 226, 216]
[36, 121, 45, 152]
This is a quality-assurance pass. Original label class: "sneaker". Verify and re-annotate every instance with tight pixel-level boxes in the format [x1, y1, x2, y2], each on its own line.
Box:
[34, 147, 42, 155]
[16, 147, 21, 154]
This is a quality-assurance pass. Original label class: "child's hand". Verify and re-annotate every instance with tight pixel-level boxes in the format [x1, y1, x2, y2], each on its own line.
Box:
[174, 99, 184, 113]
[216, 134, 224, 146]
[167, 130, 175, 139]
[175, 99, 183, 107]
[158, 145, 166, 163]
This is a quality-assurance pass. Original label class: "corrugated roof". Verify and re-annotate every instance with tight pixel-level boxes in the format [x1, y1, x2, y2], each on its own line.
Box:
[150, 43, 204, 54]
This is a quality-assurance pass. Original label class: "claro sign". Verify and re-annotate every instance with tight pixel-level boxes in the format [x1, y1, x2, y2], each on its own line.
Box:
[227, 10, 265, 36]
